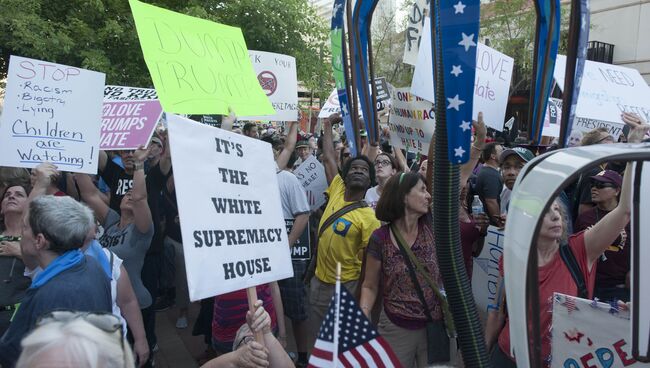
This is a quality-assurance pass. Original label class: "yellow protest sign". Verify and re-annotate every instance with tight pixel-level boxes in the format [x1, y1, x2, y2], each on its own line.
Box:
[129, 0, 275, 116]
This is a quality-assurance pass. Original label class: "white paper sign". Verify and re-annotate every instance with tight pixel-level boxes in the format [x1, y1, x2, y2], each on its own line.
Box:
[551, 293, 648, 367]
[168, 114, 293, 300]
[0, 56, 104, 174]
[388, 88, 435, 154]
[411, 22, 513, 131]
[239, 51, 298, 121]
[554, 55, 650, 124]
[403, 0, 429, 66]
[293, 155, 327, 211]
[472, 226, 505, 319]
[541, 98, 626, 142]
[319, 89, 341, 118]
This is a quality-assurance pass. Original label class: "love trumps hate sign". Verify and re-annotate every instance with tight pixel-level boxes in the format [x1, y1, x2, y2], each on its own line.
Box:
[167, 114, 292, 300]
[0, 55, 104, 174]
[129, 0, 275, 116]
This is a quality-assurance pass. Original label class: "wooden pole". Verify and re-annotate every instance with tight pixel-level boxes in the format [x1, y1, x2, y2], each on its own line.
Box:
[246, 287, 265, 345]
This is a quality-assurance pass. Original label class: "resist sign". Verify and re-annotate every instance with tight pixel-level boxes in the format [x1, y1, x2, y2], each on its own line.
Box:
[102, 86, 163, 150]
[168, 114, 292, 300]
[0, 55, 104, 174]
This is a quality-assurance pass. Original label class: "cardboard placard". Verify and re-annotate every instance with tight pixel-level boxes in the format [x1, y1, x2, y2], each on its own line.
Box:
[101, 86, 163, 150]
[294, 155, 328, 211]
[129, 0, 274, 116]
[167, 114, 292, 300]
[387, 87, 435, 154]
[0, 55, 104, 173]
[402, 0, 429, 66]
[239, 51, 298, 121]
[471, 226, 505, 317]
[285, 219, 311, 260]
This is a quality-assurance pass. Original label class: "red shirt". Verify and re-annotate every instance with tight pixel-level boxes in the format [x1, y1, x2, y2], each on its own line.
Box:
[497, 231, 596, 366]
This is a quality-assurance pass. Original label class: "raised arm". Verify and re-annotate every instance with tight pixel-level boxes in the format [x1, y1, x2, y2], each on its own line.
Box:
[158, 130, 172, 176]
[115, 265, 149, 366]
[461, 112, 486, 186]
[276, 121, 298, 170]
[322, 114, 340, 184]
[75, 173, 110, 224]
[584, 115, 648, 266]
[131, 146, 153, 234]
[393, 146, 409, 172]
[28, 163, 58, 202]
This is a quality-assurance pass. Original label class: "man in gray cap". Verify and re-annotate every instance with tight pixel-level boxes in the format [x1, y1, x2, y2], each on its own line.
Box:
[499, 146, 535, 215]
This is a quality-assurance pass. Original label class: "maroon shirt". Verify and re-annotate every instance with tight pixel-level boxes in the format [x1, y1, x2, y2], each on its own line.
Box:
[574, 207, 630, 288]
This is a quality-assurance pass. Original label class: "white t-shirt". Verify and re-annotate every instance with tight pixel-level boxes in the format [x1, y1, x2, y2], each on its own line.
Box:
[364, 186, 380, 210]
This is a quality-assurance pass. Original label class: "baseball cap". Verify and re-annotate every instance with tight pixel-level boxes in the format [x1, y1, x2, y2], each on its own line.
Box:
[590, 170, 622, 187]
[500, 147, 535, 164]
[150, 136, 163, 147]
[295, 140, 310, 148]
[359, 129, 368, 137]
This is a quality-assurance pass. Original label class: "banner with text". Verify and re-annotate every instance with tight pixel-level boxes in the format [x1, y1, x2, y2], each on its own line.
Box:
[472, 226, 505, 319]
[411, 21, 513, 131]
[168, 114, 292, 300]
[239, 51, 298, 121]
[102, 86, 163, 150]
[129, 0, 274, 116]
[285, 219, 311, 261]
[554, 55, 650, 124]
[294, 155, 327, 211]
[0, 55, 104, 174]
[403, 0, 429, 66]
[388, 88, 435, 154]
[551, 293, 647, 367]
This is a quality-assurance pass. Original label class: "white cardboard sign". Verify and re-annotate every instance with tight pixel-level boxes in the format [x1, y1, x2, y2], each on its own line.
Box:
[554, 55, 650, 124]
[167, 114, 293, 301]
[293, 155, 327, 211]
[239, 51, 298, 121]
[551, 293, 647, 367]
[0, 55, 104, 174]
[402, 0, 429, 66]
[541, 98, 626, 142]
[388, 87, 435, 154]
[319, 89, 341, 119]
[411, 20, 513, 131]
[471, 226, 505, 319]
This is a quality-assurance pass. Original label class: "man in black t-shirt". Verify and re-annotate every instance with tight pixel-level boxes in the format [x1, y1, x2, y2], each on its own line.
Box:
[475, 142, 504, 226]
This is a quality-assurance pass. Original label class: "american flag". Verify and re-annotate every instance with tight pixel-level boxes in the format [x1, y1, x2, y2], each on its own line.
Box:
[308, 286, 401, 368]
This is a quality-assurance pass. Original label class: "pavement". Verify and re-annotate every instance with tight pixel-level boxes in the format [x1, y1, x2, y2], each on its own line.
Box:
[153, 302, 299, 368]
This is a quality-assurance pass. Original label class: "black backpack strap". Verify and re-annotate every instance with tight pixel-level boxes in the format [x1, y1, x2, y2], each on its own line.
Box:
[559, 244, 589, 299]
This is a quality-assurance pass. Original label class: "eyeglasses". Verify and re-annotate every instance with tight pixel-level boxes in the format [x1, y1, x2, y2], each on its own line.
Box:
[36, 310, 129, 365]
[374, 160, 392, 168]
[596, 134, 615, 144]
[342, 152, 351, 158]
[591, 181, 617, 189]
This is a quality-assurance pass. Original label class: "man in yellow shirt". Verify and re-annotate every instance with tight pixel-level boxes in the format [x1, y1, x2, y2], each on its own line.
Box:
[308, 115, 380, 350]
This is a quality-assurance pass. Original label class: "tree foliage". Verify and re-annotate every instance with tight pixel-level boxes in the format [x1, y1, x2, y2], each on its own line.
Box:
[0, 0, 330, 96]
[480, 0, 570, 96]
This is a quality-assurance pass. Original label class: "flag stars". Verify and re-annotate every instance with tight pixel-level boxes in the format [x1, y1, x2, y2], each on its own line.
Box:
[447, 94, 465, 111]
[458, 32, 477, 51]
[453, 1, 466, 14]
[459, 120, 471, 131]
[451, 65, 463, 77]
[454, 146, 466, 157]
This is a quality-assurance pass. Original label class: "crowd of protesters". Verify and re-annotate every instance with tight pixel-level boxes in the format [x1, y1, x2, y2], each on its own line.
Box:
[0, 109, 648, 368]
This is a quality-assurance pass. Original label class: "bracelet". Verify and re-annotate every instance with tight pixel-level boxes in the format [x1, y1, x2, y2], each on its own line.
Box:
[471, 144, 483, 152]
[134, 162, 144, 171]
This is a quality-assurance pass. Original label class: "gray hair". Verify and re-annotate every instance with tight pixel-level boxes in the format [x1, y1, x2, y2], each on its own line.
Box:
[16, 318, 135, 368]
[28, 196, 94, 254]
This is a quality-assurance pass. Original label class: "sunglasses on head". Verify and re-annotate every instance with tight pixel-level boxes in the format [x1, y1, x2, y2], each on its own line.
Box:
[591, 181, 617, 189]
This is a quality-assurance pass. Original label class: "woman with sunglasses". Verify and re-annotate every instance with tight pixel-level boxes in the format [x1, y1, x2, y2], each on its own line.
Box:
[485, 118, 648, 367]
[574, 170, 630, 303]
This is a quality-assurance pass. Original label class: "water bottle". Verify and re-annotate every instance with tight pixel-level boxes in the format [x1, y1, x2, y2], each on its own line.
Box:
[471, 195, 484, 215]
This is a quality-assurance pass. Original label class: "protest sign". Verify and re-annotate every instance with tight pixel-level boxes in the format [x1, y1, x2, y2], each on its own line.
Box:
[0, 55, 104, 174]
[554, 55, 650, 124]
[541, 98, 625, 142]
[411, 21, 513, 131]
[285, 219, 311, 261]
[388, 88, 435, 154]
[403, 0, 429, 66]
[239, 51, 298, 121]
[101, 85, 163, 150]
[129, 0, 274, 116]
[294, 155, 328, 211]
[167, 114, 292, 300]
[551, 293, 647, 367]
[472, 226, 505, 320]
[319, 89, 341, 118]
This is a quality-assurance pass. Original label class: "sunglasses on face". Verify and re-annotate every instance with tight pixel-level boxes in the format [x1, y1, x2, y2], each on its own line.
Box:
[591, 181, 617, 189]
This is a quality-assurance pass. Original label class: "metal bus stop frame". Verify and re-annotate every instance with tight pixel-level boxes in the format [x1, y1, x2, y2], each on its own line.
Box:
[503, 143, 650, 367]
